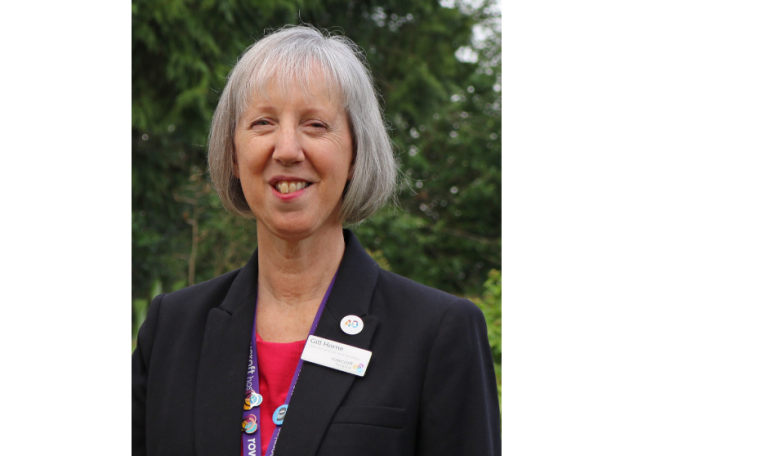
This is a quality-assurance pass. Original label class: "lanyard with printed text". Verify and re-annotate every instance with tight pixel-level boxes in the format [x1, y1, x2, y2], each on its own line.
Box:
[242, 273, 337, 456]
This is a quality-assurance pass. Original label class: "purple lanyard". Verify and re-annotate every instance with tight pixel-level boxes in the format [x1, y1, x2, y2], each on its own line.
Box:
[242, 273, 337, 456]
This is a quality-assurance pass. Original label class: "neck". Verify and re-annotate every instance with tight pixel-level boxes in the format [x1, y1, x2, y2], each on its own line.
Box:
[255, 222, 346, 341]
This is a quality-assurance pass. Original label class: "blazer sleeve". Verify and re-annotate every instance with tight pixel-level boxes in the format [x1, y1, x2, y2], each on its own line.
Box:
[132, 293, 165, 456]
[416, 298, 501, 456]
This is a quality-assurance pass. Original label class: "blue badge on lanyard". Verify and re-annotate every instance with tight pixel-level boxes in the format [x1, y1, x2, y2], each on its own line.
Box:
[242, 414, 258, 434]
[273, 404, 288, 425]
[245, 390, 263, 410]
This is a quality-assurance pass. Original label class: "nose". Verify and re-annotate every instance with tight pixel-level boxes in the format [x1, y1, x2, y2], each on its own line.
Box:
[273, 125, 304, 166]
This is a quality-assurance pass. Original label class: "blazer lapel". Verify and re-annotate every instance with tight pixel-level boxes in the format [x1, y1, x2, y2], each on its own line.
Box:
[275, 230, 381, 456]
[194, 249, 259, 456]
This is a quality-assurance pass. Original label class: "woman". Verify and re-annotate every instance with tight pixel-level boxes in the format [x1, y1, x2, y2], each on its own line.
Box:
[133, 26, 500, 456]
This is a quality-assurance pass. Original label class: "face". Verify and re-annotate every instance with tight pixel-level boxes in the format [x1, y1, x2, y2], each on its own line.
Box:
[233, 77, 354, 242]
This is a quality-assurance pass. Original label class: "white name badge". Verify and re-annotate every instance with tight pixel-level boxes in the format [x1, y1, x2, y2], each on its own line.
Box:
[301, 335, 373, 377]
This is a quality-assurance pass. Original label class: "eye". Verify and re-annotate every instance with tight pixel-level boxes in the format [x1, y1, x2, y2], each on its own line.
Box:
[250, 119, 272, 128]
[305, 120, 328, 130]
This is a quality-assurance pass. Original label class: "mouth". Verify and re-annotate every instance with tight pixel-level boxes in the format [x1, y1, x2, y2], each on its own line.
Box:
[274, 181, 312, 195]
[271, 179, 312, 195]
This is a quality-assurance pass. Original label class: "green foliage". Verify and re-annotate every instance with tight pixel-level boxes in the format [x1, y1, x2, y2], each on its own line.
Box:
[470, 269, 501, 406]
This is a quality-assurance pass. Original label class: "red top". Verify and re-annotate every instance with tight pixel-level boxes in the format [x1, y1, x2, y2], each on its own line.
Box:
[241, 334, 306, 456]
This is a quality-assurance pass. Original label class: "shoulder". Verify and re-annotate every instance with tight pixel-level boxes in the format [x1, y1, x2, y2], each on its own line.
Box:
[147, 268, 243, 324]
[371, 269, 485, 330]
[136, 266, 249, 362]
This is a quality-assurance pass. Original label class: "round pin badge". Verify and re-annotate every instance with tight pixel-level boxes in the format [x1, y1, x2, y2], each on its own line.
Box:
[340, 315, 364, 335]
[244, 390, 263, 410]
[273, 404, 288, 425]
[242, 414, 258, 434]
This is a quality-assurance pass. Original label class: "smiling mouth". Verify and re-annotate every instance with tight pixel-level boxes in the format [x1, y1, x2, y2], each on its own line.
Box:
[274, 181, 311, 195]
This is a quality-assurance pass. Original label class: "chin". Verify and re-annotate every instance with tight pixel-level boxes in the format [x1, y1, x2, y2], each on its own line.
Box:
[260, 215, 333, 242]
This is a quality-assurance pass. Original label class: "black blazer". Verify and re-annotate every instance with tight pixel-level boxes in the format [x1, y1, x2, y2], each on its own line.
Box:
[133, 230, 500, 456]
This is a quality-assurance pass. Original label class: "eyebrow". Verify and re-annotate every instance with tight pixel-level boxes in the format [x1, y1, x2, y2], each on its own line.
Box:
[244, 104, 339, 119]
[245, 103, 277, 112]
[300, 107, 338, 117]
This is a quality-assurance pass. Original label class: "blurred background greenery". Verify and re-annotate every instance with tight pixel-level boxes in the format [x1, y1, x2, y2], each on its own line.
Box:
[132, 0, 500, 398]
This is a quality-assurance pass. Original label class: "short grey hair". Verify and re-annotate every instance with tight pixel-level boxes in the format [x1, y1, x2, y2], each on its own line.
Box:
[208, 25, 396, 224]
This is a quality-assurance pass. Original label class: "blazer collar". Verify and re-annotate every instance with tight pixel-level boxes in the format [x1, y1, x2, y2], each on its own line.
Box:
[219, 246, 259, 315]
[323, 229, 380, 319]
[193, 229, 381, 456]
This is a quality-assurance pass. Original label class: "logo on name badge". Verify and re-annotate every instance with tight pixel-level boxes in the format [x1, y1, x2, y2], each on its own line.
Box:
[340, 315, 364, 335]
[242, 414, 258, 434]
[353, 363, 365, 374]
[273, 404, 288, 425]
[244, 390, 263, 410]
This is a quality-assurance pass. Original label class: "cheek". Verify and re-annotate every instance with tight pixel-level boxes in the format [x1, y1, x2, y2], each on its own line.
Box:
[236, 148, 266, 178]
[333, 161, 353, 188]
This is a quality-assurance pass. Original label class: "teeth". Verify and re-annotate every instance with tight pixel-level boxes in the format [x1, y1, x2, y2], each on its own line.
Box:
[276, 181, 308, 194]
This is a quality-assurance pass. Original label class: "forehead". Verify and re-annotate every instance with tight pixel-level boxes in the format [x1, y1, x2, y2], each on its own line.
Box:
[241, 61, 346, 114]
